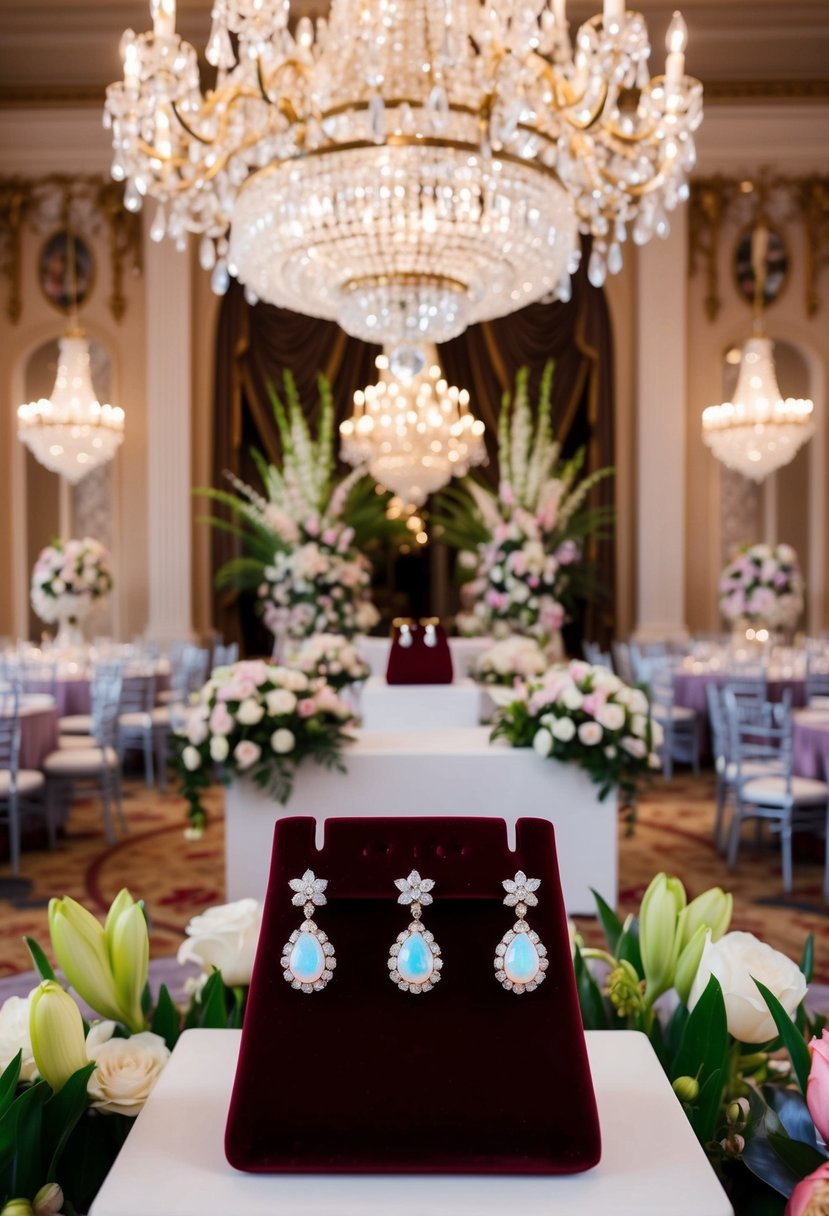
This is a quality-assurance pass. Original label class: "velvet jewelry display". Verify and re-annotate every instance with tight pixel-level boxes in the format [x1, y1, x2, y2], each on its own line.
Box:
[225, 816, 601, 1174]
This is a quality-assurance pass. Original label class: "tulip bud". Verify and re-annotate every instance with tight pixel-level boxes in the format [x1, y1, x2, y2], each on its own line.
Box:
[673, 924, 708, 1005]
[105, 891, 149, 1033]
[33, 1184, 64, 1216]
[1, 1201, 34, 1216]
[672, 1075, 699, 1103]
[679, 887, 733, 949]
[29, 981, 88, 1092]
[639, 873, 686, 1002]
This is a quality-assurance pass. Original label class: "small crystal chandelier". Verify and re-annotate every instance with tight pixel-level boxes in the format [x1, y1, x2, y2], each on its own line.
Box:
[340, 351, 487, 505]
[105, 0, 701, 363]
[702, 224, 813, 482]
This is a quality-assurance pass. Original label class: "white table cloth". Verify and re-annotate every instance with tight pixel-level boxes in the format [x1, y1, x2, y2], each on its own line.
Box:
[359, 677, 483, 731]
[357, 636, 493, 680]
[225, 727, 617, 915]
[89, 1029, 732, 1216]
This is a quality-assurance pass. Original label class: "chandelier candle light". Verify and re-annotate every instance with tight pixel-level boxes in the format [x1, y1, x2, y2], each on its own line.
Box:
[106, 0, 701, 371]
[340, 350, 486, 505]
[702, 222, 814, 482]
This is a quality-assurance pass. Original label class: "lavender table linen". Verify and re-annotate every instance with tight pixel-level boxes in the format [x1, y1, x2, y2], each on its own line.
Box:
[792, 711, 829, 780]
[19, 701, 59, 769]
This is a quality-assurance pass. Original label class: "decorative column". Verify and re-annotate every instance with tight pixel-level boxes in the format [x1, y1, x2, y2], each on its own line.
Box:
[145, 229, 193, 642]
[634, 210, 689, 640]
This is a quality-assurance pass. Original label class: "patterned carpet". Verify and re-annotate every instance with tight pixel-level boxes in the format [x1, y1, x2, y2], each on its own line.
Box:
[1, 771, 828, 980]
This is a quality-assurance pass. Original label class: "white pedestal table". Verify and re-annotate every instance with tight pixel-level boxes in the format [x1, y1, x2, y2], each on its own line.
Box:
[359, 676, 483, 730]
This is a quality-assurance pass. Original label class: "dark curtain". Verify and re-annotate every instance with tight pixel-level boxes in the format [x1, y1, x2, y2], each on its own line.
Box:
[210, 241, 616, 652]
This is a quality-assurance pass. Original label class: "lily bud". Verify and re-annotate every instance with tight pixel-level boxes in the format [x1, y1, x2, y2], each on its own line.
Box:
[33, 1185, 64, 1216]
[639, 873, 686, 1001]
[1, 1201, 34, 1216]
[673, 924, 708, 1005]
[679, 887, 733, 948]
[105, 891, 149, 1033]
[29, 981, 88, 1092]
[672, 1075, 699, 1103]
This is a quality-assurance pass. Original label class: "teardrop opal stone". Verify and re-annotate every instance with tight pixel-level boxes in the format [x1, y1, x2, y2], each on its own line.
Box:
[289, 933, 325, 983]
[397, 932, 434, 985]
[504, 934, 540, 985]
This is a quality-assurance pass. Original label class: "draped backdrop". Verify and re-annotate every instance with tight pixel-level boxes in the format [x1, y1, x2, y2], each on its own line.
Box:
[210, 242, 616, 651]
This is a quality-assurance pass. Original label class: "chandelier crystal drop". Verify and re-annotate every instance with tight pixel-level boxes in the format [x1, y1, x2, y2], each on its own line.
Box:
[701, 335, 814, 483]
[105, 0, 702, 350]
[340, 349, 487, 505]
[17, 333, 126, 483]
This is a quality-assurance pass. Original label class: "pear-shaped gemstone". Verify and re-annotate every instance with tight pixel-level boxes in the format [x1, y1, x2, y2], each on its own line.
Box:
[504, 934, 540, 985]
[397, 931, 434, 985]
[289, 932, 325, 983]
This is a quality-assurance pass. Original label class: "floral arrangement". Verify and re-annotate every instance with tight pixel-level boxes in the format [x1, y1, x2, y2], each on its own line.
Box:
[289, 633, 370, 691]
[575, 874, 829, 1216]
[435, 363, 613, 648]
[30, 538, 113, 628]
[0, 891, 260, 1216]
[174, 658, 354, 835]
[719, 542, 804, 631]
[472, 635, 548, 687]
[201, 372, 405, 646]
[491, 659, 663, 806]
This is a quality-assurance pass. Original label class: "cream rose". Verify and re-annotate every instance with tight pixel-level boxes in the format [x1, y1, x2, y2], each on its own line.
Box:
[532, 728, 553, 757]
[86, 1030, 171, 1116]
[271, 728, 296, 754]
[266, 688, 297, 716]
[182, 745, 201, 771]
[233, 740, 261, 769]
[596, 703, 626, 732]
[578, 721, 603, 746]
[551, 716, 576, 742]
[689, 930, 807, 1044]
[236, 698, 265, 726]
[0, 993, 37, 1082]
[209, 735, 230, 763]
[177, 898, 263, 986]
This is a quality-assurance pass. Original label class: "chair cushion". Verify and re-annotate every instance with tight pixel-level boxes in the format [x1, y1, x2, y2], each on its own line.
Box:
[653, 703, 696, 722]
[119, 712, 152, 728]
[741, 775, 829, 807]
[725, 760, 778, 782]
[43, 747, 119, 774]
[150, 706, 171, 727]
[59, 734, 97, 750]
[157, 689, 176, 705]
[58, 714, 92, 734]
[0, 769, 46, 796]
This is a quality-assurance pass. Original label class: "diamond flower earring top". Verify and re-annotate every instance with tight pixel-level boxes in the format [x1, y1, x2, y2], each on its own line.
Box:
[494, 870, 548, 994]
[280, 869, 337, 993]
[388, 870, 443, 994]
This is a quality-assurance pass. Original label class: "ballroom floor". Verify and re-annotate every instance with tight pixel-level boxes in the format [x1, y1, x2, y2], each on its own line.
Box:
[1, 772, 827, 981]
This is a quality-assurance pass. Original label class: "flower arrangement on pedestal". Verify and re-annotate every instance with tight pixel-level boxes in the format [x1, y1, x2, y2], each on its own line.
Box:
[719, 543, 804, 634]
[289, 633, 370, 692]
[473, 636, 548, 688]
[174, 658, 354, 835]
[202, 372, 404, 648]
[491, 659, 662, 807]
[30, 538, 113, 641]
[435, 363, 613, 651]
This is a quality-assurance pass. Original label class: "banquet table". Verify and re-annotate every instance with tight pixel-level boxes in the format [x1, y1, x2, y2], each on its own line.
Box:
[21, 661, 170, 716]
[357, 635, 493, 681]
[673, 664, 807, 749]
[792, 709, 829, 781]
[4, 693, 59, 768]
[359, 676, 484, 731]
[224, 727, 617, 915]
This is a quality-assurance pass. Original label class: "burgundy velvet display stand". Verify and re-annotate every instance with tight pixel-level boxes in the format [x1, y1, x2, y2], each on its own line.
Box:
[385, 621, 454, 684]
[225, 816, 601, 1175]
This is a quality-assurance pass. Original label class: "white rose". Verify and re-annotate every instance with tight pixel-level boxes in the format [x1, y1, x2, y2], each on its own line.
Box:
[689, 930, 807, 1044]
[621, 736, 647, 759]
[236, 698, 265, 726]
[266, 688, 297, 716]
[532, 728, 553, 757]
[592, 668, 622, 693]
[631, 713, 648, 738]
[271, 728, 296, 754]
[182, 745, 201, 771]
[596, 703, 626, 732]
[209, 735, 229, 763]
[561, 686, 583, 711]
[0, 993, 37, 1082]
[628, 689, 650, 716]
[551, 716, 576, 742]
[86, 1031, 171, 1116]
[578, 721, 603, 746]
[177, 898, 263, 987]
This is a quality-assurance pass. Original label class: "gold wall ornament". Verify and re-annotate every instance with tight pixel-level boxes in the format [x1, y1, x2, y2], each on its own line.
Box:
[689, 173, 829, 322]
[0, 174, 142, 326]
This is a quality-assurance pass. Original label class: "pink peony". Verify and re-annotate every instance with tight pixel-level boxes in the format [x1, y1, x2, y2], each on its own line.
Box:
[297, 698, 317, 718]
[786, 1162, 829, 1216]
[322, 528, 338, 547]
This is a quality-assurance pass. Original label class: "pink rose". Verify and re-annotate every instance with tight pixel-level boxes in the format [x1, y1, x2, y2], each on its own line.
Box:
[807, 1030, 829, 1143]
[581, 690, 608, 717]
[233, 740, 261, 770]
[555, 540, 580, 566]
[527, 576, 540, 590]
[218, 676, 256, 702]
[298, 698, 316, 718]
[786, 1162, 829, 1216]
[322, 528, 338, 547]
[234, 660, 269, 686]
[314, 687, 346, 715]
[210, 703, 234, 736]
[304, 517, 320, 537]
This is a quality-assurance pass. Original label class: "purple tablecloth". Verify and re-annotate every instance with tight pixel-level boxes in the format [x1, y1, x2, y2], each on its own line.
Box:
[19, 702, 59, 769]
[674, 671, 806, 724]
[792, 711, 829, 780]
[24, 672, 171, 717]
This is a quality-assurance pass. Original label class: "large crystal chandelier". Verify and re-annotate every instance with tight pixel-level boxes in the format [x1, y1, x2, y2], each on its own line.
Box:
[17, 332, 126, 483]
[340, 350, 487, 504]
[702, 222, 814, 482]
[106, 0, 701, 359]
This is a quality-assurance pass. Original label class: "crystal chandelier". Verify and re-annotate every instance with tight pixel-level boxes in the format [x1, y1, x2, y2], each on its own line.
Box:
[702, 222, 814, 482]
[17, 332, 126, 484]
[340, 350, 487, 505]
[106, 0, 702, 359]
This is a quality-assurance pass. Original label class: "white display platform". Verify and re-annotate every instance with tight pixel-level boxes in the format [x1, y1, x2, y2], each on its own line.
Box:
[358, 635, 493, 680]
[89, 1029, 732, 1216]
[360, 676, 483, 731]
[224, 727, 617, 915]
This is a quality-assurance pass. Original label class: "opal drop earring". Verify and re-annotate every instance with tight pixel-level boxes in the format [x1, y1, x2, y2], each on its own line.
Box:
[494, 871, 548, 994]
[388, 870, 442, 994]
[280, 869, 337, 993]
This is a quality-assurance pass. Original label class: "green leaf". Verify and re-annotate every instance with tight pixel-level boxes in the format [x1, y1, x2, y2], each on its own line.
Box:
[0, 1078, 50, 1188]
[755, 979, 812, 1095]
[197, 970, 230, 1029]
[25, 935, 57, 982]
[151, 984, 182, 1051]
[800, 934, 815, 986]
[590, 889, 623, 953]
[671, 975, 728, 1144]
[615, 920, 643, 977]
[573, 946, 608, 1030]
[43, 1061, 97, 1180]
[0, 1052, 22, 1121]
